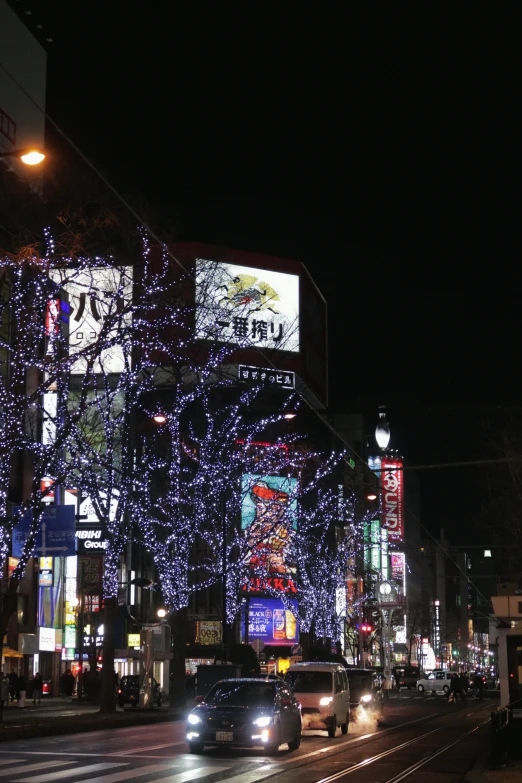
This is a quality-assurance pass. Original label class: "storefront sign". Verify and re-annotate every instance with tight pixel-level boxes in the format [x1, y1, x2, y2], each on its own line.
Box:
[128, 633, 141, 648]
[38, 568, 53, 587]
[381, 458, 404, 542]
[244, 598, 299, 646]
[196, 621, 222, 646]
[391, 552, 406, 589]
[238, 364, 295, 389]
[38, 626, 56, 652]
[76, 528, 109, 552]
[195, 259, 300, 353]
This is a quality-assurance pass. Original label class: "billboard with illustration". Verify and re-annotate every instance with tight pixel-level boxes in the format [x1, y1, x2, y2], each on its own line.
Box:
[241, 474, 297, 576]
[244, 597, 299, 646]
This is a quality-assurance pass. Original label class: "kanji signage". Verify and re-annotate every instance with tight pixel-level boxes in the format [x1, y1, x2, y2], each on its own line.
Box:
[381, 458, 404, 542]
[238, 364, 295, 389]
[196, 621, 222, 645]
[244, 598, 299, 646]
[12, 505, 76, 558]
[195, 259, 300, 353]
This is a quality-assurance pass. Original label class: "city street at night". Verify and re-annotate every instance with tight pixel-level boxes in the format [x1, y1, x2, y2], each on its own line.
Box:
[0, 692, 495, 783]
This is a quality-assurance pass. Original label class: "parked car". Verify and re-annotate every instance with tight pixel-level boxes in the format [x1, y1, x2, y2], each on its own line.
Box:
[117, 675, 163, 708]
[416, 670, 453, 694]
[284, 662, 350, 737]
[392, 665, 421, 690]
[345, 668, 384, 720]
[186, 678, 301, 754]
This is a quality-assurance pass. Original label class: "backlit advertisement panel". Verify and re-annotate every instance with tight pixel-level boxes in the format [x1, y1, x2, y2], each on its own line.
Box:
[241, 474, 297, 576]
[244, 598, 299, 646]
[195, 259, 299, 353]
[391, 552, 406, 587]
[50, 267, 133, 374]
[381, 458, 404, 542]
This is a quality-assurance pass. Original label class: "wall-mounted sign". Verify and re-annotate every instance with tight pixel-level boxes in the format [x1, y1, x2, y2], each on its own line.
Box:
[195, 259, 300, 353]
[76, 528, 108, 553]
[12, 505, 76, 558]
[381, 458, 404, 542]
[49, 266, 134, 374]
[128, 633, 141, 648]
[238, 364, 295, 390]
[38, 626, 56, 652]
[391, 552, 406, 590]
[196, 621, 222, 646]
[244, 598, 299, 647]
[38, 568, 53, 587]
[241, 474, 297, 578]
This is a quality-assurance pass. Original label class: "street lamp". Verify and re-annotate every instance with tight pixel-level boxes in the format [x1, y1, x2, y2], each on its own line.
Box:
[0, 148, 46, 165]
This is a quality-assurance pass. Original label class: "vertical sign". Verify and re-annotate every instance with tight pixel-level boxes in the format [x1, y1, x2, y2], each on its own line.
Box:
[381, 458, 404, 542]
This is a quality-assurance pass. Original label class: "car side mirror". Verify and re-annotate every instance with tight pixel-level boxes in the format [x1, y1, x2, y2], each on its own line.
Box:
[195, 695, 204, 704]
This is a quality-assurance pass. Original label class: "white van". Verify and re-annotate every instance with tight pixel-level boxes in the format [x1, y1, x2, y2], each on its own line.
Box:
[284, 662, 350, 737]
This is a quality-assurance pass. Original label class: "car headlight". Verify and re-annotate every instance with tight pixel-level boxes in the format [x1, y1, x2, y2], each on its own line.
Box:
[253, 716, 272, 727]
[188, 713, 202, 725]
[360, 694, 372, 703]
[319, 697, 333, 706]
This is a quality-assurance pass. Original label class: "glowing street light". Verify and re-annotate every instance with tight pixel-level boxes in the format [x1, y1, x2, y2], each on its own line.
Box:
[152, 413, 167, 424]
[0, 148, 46, 165]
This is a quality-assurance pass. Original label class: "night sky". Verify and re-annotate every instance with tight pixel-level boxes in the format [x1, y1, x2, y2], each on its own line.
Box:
[9, 4, 511, 541]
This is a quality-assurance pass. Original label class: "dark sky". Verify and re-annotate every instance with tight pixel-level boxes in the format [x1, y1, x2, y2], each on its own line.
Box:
[9, 4, 514, 540]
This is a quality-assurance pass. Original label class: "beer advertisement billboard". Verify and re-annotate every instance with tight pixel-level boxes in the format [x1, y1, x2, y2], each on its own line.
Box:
[244, 597, 299, 646]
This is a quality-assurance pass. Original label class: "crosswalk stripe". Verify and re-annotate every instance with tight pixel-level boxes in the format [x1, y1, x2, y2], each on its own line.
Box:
[215, 764, 275, 783]
[79, 764, 173, 783]
[148, 766, 230, 783]
[0, 761, 73, 778]
[14, 762, 125, 783]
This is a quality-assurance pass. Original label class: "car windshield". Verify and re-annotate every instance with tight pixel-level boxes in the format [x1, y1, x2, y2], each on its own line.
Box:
[204, 682, 276, 706]
[285, 671, 332, 693]
[346, 672, 373, 692]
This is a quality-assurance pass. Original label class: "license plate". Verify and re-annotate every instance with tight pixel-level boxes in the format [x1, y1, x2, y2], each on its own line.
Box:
[215, 731, 233, 742]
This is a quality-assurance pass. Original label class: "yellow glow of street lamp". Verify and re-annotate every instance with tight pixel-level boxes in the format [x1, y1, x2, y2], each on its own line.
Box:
[157, 608, 167, 618]
[366, 492, 378, 501]
[20, 150, 45, 165]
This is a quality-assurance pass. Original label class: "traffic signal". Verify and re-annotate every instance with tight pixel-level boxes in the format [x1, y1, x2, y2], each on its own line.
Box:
[360, 623, 373, 633]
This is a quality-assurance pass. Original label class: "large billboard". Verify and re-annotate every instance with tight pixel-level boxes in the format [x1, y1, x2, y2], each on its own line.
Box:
[49, 267, 133, 374]
[241, 474, 297, 576]
[244, 597, 299, 646]
[195, 259, 300, 353]
[381, 458, 404, 542]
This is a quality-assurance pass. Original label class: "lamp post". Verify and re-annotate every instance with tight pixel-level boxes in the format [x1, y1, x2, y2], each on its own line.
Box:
[378, 581, 402, 695]
[0, 148, 46, 165]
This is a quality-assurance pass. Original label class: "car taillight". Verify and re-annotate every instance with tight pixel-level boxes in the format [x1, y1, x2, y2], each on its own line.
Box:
[117, 689, 122, 694]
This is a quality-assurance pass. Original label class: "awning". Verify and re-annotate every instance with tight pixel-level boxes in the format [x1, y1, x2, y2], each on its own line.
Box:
[2, 647, 23, 658]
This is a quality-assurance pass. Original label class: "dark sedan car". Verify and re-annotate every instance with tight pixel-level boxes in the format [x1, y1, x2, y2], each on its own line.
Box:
[186, 678, 302, 755]
[117, 675, 163, 708]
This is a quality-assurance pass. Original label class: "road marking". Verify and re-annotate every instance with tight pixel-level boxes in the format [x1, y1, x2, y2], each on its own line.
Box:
[114, 741, 187, 755]
[14, 762, 125, 782]
[0, 761, 72, 778]
[215, 764, 275, 783]
[78, 763, 173, 783]
[148, 767, 229, 783]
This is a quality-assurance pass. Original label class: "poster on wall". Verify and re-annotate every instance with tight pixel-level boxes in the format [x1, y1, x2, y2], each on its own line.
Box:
[241, 474, 297, 576]
[244, 598, 299, 646]
[195, 259, 300, 353]
[381, 458, 404, 542]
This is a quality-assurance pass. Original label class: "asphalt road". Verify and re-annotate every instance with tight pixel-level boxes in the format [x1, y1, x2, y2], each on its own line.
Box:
[0, 690, 496, 783]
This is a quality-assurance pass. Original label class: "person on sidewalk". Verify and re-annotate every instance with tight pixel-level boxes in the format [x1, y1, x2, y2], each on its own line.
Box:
[17, 674, 26, 708]
[63, 669, 75, 701]
[8, 670, 18, 703]
[0, 674, 9, 707]
[32, 672, 43, 704]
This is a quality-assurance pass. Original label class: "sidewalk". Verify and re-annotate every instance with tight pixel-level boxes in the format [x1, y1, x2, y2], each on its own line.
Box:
[0, 695, 192, 742]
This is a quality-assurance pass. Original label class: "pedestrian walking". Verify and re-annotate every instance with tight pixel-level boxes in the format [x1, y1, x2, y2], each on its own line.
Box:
[448, 673, 462, 704]
[32, 672, 43, 704]
[17, 674, 26, 708]
[0, 674, 9, 707]
[8, 670, 18, 703]
[63, 669, 75, 701]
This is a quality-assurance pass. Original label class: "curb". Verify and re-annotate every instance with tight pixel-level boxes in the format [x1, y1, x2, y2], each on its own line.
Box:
[0, 709, 186, 743]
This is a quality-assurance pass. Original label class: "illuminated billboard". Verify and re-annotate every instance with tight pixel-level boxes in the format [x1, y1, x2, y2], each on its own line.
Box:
[381, 458, 404, 542]
[244, 597, 299, 646]
[195, 259, 299, 353]
[50, 267, 133, 374]
[241, 474, 297, 576]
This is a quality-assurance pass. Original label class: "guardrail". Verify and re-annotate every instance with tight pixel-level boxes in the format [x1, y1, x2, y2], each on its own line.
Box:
[491, 699, 522, 768]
